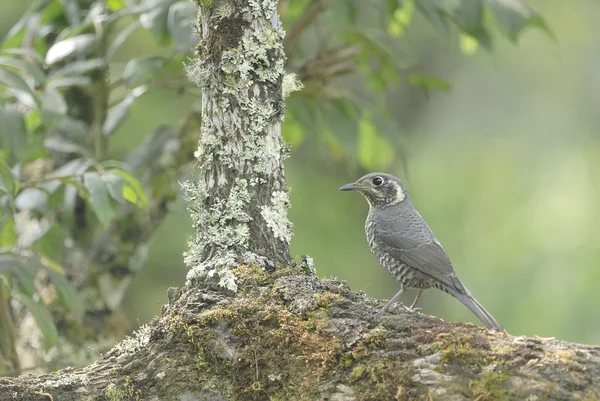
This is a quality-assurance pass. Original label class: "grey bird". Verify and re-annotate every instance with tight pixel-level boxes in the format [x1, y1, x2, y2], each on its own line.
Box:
[339, 172, 503, 331]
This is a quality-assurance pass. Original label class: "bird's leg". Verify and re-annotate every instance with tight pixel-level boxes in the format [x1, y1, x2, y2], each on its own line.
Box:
[406, 289, 423, 312]
[376, 286, 405, 315]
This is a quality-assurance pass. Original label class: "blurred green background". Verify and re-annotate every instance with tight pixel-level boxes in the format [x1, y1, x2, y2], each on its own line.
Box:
[3, 0, 600, 345]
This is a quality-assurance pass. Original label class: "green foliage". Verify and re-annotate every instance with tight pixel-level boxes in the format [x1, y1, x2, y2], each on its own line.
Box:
[0, 0, 551, 372]
[0, 0, 197, 369]
[280, 0, 551, 171]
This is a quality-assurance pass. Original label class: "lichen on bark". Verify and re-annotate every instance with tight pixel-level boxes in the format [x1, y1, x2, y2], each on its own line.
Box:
[183, 0, 298, 290]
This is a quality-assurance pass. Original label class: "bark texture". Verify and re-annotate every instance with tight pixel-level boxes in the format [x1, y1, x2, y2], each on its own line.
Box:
[2, 267, 599, 401]
[182, 0, 295, 290]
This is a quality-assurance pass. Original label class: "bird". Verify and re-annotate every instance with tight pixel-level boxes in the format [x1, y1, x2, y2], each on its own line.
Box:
[339, 172, 503, 331]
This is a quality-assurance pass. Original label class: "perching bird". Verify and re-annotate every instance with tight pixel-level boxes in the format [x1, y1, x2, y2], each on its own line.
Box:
[339, 172, 503, 331]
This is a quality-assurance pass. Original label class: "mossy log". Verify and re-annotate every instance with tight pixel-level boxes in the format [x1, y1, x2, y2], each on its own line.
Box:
[2, 266, 599, 401]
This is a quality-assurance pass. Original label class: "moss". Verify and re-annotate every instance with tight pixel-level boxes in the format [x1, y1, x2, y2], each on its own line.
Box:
[169, 282, 344, 399]
[313, 291, 343, 309]
[105, 376, 142, 401]
[468, 370, 510, 401]
[347, 358, 422, 401]
[197, 0, 213, 9]
[414, 323, 493, 368]
[165, 269, 429, 400]
[582, 390, 600, 401]
[232, 264, 304, 289]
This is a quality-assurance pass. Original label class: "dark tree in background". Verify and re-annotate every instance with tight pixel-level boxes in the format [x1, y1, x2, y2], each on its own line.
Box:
[2, 0, 599, 400]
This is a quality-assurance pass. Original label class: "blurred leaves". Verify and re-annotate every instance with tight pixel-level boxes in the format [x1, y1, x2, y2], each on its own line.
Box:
[357, 113, 394, 172]
[282, 0, 551, 172]
[13, 291, 58, 350]
[103, 87, 147, 136]
[123, 57, 166, 88]
[0, 0, 552, 368]
[408, 74, 451, 92]
[83, 171, 116, 225]
[45, 34, 99, 65]
[486, 0, 554, 42]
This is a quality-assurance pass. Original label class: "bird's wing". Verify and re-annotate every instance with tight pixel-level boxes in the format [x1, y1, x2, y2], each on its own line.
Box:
[374, 207, 462, 291]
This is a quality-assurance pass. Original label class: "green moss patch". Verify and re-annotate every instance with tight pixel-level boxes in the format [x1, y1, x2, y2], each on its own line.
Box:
[167, 267, 426, 400]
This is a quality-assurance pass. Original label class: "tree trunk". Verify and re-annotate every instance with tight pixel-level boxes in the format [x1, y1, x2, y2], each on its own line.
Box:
[182, 0, 295, 291]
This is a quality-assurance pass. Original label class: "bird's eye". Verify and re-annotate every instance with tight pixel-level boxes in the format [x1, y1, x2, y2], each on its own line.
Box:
[372, 176, 384, 187]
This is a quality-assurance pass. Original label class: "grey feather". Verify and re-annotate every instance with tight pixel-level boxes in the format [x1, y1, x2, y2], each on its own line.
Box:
[373, 201, 461, 289]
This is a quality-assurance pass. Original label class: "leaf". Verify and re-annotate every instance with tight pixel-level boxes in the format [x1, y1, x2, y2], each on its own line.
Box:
[102, 87, 147, 137]
[0, 255, 36, 297]
[0, 68, 40, 107]
[45, 34, 99, 65]
[44, 137, 91, 157]
[108, 0, 127, 11]
[459, 34, 479, 55]
[48, 157, 93, 179]
[57, 21, 95, 42]
[140, 6, 170, 42]
[108, 168, 149, 210]
[486, 0, 553, 42]
[0, 13, 28, 50]
[0, 216, 16, 248]
[83, 171, 116, 225]
[46, 268, 83, 315]
[168, 1, 198, 53]
[49, 58, 106, 79]
[107, 20, 142, 60]
[0, 48, 44, 64]
[40, 89, 68, 129]
[125, 124, 178, 169]
[0, 106, 27, 165]
[102, 172, 126, 204]
[123, 57, 166, 88]
[15, 188, 49, 212]
[62, 0, 82, 26]
[357, 114, 394, 171]
[57, 116, 89, 142]
[47, 76, 93, 90]
[414, 0, 450, 36]
[408, 73, 451, 91]
[0, 158, 18, 196]
[31, 225, 67, 268]
[451, 0, 492, 49]
[0, 56, 47, 84]
[13, 291, 58, 350]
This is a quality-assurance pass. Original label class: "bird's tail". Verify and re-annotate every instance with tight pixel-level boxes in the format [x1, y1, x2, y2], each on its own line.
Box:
[447, 287, 504, 331]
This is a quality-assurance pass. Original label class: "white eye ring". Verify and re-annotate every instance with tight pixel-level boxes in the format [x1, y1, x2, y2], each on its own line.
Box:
[372, 176, 384, 187]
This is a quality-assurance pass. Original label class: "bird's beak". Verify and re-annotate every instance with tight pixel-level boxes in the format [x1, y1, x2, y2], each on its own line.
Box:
[339, 182, 358, 191]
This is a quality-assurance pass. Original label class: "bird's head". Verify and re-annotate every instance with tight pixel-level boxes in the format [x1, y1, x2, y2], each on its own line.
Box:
[339, 172, 409, 209]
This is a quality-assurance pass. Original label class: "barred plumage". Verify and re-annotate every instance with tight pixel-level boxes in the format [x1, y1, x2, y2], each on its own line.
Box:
[340, 172, 503, 331]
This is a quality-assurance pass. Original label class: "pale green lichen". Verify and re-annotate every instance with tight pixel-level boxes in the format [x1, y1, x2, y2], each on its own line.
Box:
[282, 73, 304, 99]
[214, 2, 234, 20]
[107, 324, 151, 357]
[183, 0, 292, 286]
[261, 191, 293, 243]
